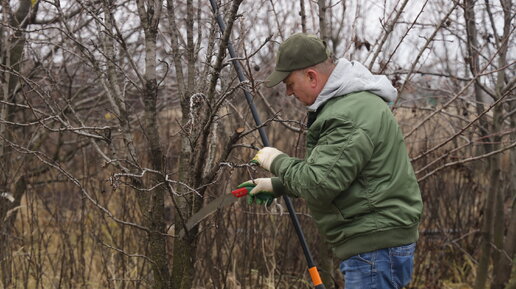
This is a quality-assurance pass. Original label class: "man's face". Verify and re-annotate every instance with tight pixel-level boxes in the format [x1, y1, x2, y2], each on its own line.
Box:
[283, 70, 317, 106]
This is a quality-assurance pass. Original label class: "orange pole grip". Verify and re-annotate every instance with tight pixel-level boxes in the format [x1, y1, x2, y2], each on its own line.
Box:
[308, 266, 323, 286]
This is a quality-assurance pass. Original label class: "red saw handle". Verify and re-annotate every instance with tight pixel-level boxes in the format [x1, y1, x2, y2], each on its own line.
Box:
[231, 187, 250, 198]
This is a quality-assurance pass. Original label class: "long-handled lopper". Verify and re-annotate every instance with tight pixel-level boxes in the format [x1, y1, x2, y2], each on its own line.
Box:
[205, 1, 327, 288]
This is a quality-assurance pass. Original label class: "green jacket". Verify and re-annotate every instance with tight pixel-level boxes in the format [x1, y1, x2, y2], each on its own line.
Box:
[270, 91, 423, 260]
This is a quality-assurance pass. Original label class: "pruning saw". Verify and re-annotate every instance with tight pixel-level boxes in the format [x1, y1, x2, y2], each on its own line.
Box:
[177, 186, 272, 238]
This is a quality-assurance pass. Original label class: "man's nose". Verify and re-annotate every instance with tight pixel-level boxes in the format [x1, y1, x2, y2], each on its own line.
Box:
[286, 87, 292, 96]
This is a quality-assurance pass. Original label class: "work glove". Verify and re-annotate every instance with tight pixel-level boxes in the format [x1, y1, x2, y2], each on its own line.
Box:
[237, 178, 278, 205]
[251, 147, 284, 171]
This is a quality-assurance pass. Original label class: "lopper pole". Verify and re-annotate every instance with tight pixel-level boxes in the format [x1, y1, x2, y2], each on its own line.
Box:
[208, 1, 326, 288]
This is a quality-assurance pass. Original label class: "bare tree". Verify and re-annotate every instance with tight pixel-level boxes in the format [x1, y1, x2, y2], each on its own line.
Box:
[0, 0, 38, 286]
[462, 0, 515, 288]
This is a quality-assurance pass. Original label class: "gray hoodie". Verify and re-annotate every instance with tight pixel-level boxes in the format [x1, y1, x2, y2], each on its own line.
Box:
[307, 58, 398, 112]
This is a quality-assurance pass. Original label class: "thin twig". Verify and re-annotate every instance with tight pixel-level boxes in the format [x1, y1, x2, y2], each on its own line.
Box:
[418, 141, 516, 182]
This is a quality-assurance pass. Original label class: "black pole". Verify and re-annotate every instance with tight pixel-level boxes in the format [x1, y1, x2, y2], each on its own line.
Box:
[208, 1, 326, 288]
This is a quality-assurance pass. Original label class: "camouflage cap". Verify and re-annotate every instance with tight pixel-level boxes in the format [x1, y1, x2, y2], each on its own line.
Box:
[265, 33, 329, 88]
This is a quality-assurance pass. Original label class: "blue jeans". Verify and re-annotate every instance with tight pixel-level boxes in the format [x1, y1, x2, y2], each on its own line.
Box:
[339, 243, 416, 289]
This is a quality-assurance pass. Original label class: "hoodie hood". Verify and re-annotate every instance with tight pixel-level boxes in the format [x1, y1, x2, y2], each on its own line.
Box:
[307, 58, 397, 112]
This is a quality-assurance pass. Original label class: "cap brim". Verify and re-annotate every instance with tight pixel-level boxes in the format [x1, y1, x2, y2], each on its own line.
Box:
[265, 70, 291, 88]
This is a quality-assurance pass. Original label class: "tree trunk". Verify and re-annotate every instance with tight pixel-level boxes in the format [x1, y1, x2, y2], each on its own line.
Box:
[171, 1, 243, 288]
[507, 67, 516, 287]
[463, 1, 500, 288]
[490, 0, 513, 288]
[136, 1, 170, 288]
[463, 0, 491, 155]
[170, 0, 200, 287]
[0, 0, 34, 286]
[299, 0, 307, 34]
[318, 0, 328, 42]
[0, 177, 27, 288]
[498, 200, 516, 289]
[489, 103, 505, 289]
[505, 257, 516, 289]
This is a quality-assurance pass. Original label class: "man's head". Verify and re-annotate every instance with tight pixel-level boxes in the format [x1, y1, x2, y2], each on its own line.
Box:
[266, 33, 335, 106]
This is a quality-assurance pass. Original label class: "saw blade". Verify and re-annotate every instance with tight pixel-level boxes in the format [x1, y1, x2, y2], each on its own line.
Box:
[179, 193, 239, 237]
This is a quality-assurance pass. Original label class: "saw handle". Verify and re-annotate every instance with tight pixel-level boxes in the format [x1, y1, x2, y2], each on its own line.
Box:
[231, 187, 250, 198]
[232, 186, 274, 205]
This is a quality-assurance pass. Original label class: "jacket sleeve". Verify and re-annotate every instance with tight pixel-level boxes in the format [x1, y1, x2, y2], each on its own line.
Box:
[271, 177, 299, 198]
[270, 117, 374, 205]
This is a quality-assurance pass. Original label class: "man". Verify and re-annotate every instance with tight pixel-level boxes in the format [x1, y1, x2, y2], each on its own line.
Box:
[238, 33, 423, 288]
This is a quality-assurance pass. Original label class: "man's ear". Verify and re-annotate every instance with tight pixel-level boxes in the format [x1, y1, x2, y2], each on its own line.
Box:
[306, 69, 318, 87]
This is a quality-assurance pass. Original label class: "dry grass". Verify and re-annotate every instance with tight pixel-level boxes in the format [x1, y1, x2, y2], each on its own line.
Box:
[3, 104, 509, 289]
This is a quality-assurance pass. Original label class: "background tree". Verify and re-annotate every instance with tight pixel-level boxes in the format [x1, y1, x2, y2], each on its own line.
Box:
[1, 0, 38, 287]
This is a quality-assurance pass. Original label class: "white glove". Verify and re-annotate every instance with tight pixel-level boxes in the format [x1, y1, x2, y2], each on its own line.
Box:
[240, 178, 273, 196]
[238, 178, 277, 205]
[251, 147, 284, 171]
